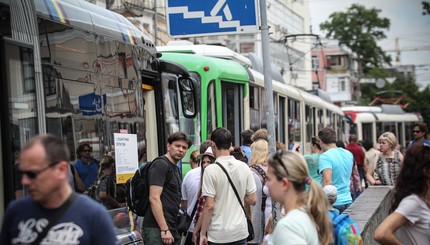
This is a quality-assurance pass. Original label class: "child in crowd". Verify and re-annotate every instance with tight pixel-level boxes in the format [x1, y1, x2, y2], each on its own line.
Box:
[323, 185, 340, 220]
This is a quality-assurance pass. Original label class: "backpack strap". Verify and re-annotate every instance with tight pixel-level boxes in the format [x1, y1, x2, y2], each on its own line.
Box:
[250, 165, 267, 184]
[215, 162, 247, 215]
[250, 165, 268, 211]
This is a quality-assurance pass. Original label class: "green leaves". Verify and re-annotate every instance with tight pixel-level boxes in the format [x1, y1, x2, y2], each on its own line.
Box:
[320, 4, 391, 74]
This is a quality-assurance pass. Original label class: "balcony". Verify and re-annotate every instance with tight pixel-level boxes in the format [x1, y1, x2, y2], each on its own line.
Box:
[108, 0, 154, 16]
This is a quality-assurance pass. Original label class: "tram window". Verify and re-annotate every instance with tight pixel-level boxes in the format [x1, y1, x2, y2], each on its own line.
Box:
[287, 99, 301, 143]
[249, 86, 261, 131]
[4, 42, 39, 147]
[362, 123, 372, 143]
[250, 86, 259, 110]
[327, 111, 333, 126]
[162, 76, 179, 135]
[21, 48, 35, 93]
[305, 105, 313, 142]
[179, 78, 196, 118]
[376, 122, 383, 137]
[405, 122, 413, 144]
[278, 96, 286, 143]
[383, 122, 396, 135]
[397, 122, 404, 147]
[317, 109, 323, 131]
[206, 81, 216, 138]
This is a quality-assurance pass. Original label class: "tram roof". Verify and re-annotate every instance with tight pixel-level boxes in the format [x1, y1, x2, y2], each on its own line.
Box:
[159, 52, 250, 82]
[157, 44, 252, 67]
[341, 106, 383, 113]
[374, 113, 420, 122]
[34, 0, 154, 49]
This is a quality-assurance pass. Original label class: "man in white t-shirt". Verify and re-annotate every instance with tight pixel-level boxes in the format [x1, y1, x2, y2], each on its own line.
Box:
[199, 128, 257, 245]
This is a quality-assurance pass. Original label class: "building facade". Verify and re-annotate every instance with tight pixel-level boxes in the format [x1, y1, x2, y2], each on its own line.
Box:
[311, 39, 359, 105]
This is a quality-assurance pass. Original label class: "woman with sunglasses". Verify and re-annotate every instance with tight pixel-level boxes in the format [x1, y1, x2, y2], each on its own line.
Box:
[367, 132, 403, 186]
[266, 150, 333, 245]
[374, 142, 430, 244]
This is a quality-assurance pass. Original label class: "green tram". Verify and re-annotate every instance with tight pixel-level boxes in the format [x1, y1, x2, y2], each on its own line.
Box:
[160, 52, 250, 175]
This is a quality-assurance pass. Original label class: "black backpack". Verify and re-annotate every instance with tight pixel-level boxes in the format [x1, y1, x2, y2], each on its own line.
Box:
[126, 157, 164, 216]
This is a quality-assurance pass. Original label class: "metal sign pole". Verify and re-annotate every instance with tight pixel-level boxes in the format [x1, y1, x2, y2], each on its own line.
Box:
[259, 0, 280, 227]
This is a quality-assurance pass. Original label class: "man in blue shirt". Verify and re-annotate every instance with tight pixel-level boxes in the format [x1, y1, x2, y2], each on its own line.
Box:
[240, 129, 254, 165]
[0, 134, 117, 245]
[74, 143, 99, 189]
[318, 127, 353, 213]
[407, 122, 428, 149]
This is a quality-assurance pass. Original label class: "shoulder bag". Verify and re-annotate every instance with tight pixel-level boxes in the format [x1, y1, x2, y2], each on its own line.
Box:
[32, 193, 77, 245]
[215, 162, 255, 241]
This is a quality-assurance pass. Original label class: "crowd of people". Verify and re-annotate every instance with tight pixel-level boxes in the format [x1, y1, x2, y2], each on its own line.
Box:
[1, 121, 429, 244]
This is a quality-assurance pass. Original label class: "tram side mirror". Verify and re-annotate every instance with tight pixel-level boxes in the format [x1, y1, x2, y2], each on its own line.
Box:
[178, 78, 196, 118]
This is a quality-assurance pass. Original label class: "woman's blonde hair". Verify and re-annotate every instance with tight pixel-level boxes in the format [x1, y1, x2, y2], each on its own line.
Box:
[190, 150, 200, 166]
[269, 150, 333, 245]
[250, 139, 269, 166]
[378, 132, 397, 150]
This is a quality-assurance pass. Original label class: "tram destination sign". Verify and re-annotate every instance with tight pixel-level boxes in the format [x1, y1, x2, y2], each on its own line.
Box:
[166, 0, 259, 37]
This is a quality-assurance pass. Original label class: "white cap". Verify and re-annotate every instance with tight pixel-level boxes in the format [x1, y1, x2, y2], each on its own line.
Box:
[200, 147, 215, 159]
[323, 185, 338, 198]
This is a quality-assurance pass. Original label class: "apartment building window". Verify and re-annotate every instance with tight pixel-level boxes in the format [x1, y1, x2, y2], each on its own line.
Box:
[329, 55, 343, 66]
[312, 56, 318, 70]
[339, 78, 346, 91]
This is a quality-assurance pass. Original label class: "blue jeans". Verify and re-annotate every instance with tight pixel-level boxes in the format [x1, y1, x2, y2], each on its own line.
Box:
[208, 238, 247, 245]
[334, 203, 351, 214]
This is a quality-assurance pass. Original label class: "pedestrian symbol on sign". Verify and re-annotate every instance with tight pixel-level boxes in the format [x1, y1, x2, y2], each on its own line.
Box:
[211, 0, 232, 21]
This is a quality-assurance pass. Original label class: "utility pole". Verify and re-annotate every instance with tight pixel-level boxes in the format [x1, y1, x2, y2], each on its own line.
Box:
[259, 0, 279, 227]
[154, 0, 158, 46]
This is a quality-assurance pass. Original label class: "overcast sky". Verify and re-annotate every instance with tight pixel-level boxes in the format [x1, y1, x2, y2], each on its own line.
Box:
[309, 0, 430, 88]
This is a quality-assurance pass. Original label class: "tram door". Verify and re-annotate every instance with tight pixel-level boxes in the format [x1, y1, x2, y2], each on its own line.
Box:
[0, 38, 38, 215]
[221, 83, 243, 146]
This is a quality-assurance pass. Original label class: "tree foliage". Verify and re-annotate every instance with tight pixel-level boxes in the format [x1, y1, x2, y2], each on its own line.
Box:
[320, 4, 391, 74]
[359, 73, 430, 127]
[423, 1, 430, 15]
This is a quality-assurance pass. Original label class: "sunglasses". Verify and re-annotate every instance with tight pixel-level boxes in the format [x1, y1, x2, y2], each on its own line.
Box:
[412, 130, 421, 133]
[20, 162, 59, 180]
[273, 150, 290, 177]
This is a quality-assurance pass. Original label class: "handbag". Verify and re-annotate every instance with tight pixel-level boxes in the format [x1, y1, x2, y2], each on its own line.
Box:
[177, 196, 199, 235]
[215, 162, 255, 241]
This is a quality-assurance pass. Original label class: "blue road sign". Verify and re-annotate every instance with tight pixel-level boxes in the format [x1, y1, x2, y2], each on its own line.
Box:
[166, 0, 259, 37]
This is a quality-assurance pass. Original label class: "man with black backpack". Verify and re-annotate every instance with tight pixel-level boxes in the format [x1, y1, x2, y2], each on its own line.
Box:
[142, 132, 192, 245]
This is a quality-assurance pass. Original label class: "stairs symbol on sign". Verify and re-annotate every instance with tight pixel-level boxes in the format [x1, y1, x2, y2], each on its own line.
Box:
[211, 0, 232, 21]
